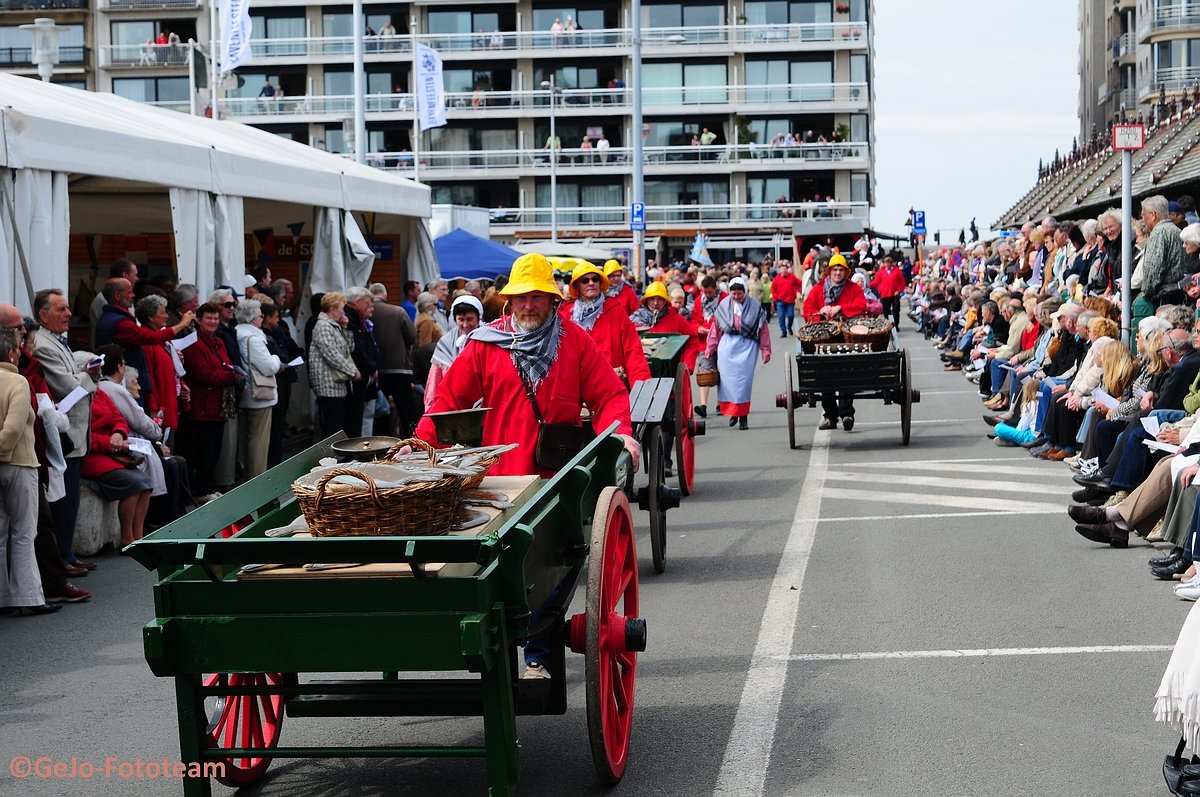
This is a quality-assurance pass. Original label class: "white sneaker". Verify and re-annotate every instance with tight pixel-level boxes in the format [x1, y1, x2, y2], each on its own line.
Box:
[1176, 573, 1200, 590]
[1177, 583, 1200, 602]
[521, 663, 551, 680]
[1064, 455, 1080, 469]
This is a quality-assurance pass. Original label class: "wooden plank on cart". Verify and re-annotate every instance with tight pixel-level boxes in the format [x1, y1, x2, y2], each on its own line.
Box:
[629, 378, 675, 424]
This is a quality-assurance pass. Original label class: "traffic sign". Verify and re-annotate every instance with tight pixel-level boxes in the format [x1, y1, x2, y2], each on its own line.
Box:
[1112, 124, 1145, 151]
[912, 210, 926, 236]
[631, 202, 646, 232]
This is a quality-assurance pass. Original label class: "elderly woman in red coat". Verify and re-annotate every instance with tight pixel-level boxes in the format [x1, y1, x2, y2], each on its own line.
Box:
[180, 302, 240, 501]
[801, 253, 867, 431]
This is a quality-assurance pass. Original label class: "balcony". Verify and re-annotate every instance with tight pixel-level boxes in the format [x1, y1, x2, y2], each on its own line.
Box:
[215, 83, 868, 122]
[1113, 31, 1135, 64]
[99, 42, 187, 68]
[354, 142, 869, 178]
[1139, 3, 1200, 42]
[244, 22, 869, 64]
[482, 200, 870, 231]
[1, 0, 85, 9]
[0, 44, 86, 65]
[1140, 66, 1200, 101]
[99, 0, 199, 8]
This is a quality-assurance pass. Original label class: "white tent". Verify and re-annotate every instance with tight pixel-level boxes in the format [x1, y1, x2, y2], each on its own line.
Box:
[0, 74, 437, 312]
[510, 240, 617, 261]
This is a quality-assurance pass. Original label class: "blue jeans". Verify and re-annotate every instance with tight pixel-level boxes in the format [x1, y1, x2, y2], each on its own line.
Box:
[775, 301, 795, 335]
[1034, 377, 1069, 433]
[50, 456, 82, 564]
[988, 359, 1008, 394]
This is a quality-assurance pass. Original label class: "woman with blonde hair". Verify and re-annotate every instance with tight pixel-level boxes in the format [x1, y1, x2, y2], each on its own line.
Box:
[1033, 316, 1119, 460]
[309, 291, 360, 439]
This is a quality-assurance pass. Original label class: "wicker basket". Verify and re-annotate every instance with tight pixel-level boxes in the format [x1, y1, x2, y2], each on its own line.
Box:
[842, 317, 894, 351]
[294, 438, 463, 536]
[696, 370, 720, 387]
[797, 321, 843, 354]
[382, 437, 498, 492]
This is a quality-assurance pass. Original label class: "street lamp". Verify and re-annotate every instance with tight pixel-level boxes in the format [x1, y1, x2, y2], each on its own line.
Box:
[20, 18, 67, 83]
[540, 76, 563, 243]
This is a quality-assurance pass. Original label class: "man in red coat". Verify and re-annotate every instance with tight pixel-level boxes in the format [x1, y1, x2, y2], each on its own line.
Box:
[870, 256, 907, 329]
[770, 265, 803, 338]
[603, 259, 641, 316]
[802, 254, 867, 431]
[417, 253, 640, 479]
[560, 263, 651, 386]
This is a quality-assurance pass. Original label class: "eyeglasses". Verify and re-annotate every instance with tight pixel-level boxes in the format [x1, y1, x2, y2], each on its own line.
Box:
[221, 302, 237, 308]
[577, 275, 602, 285]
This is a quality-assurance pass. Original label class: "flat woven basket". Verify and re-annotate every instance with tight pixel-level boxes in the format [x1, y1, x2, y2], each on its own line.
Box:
[841, 316, 894, 351]
[797, 321, 843, 354]
[294, 438, 463, 536]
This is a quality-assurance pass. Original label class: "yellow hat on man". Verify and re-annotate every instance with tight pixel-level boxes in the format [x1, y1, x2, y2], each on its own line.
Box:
[568, 262, 610, 298]
[502, 253, 561, 297]
[603, 259, 624, 278]
[641, 282, 669, 304]
[828, 253, 849, 270]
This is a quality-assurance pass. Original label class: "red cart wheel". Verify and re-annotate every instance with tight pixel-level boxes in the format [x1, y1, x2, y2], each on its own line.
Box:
[202, 672, 290, 786]
[585, 487, 642, 785]
[784, 358, 796, 449]
[673, 363, 696, 496]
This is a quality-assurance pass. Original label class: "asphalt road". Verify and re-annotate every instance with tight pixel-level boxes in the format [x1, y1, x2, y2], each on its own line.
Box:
[0, 326, 1185, 797]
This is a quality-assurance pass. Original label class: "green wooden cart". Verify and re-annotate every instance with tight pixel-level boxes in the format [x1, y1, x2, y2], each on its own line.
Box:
[127, 426, 645, 796]
[629, 333, 706, 573]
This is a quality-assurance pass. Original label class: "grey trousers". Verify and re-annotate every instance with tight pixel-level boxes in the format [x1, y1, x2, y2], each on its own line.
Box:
[0, 464, 43, 607]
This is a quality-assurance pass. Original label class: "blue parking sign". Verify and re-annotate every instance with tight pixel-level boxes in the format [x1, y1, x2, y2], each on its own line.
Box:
[631, 202, 645, 232]
[912, 210, 926, 236]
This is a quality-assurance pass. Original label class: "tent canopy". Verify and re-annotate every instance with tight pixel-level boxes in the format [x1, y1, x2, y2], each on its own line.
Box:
[511, 240, 616, 261]
[433, 229, 519, 281]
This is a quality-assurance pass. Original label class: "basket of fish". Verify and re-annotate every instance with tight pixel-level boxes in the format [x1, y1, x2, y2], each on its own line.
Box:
[841, 316, 894, 351]
[292, 438, 513, 536]
[797, 320, 843, 354]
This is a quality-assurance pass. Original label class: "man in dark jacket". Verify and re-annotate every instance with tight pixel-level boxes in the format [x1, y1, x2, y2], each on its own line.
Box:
[369, 283, 418, 437]
[342, 286, 381, 438]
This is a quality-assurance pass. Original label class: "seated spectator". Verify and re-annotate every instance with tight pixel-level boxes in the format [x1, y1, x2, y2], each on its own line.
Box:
[96, 344, 168, 508]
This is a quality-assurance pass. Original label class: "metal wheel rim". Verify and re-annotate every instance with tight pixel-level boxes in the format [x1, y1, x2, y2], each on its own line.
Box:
[674, 363, 695, 496]
[585, 487, 639, 785]
[901, 352, 912, 446]
[202, 672, 287, 786]
[647, 428, 666, 573]
[785, 358, 796, 449]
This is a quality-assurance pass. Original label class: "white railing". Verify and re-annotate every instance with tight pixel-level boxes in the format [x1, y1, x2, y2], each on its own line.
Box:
[355, 142, 869, 172]
[216, 83, 867, 118]
[100, 42, 188, 67]
[100, 0, 199, 8]
[1117, 31, 1134, 58]
[243, 22, 868, 61]
[1141, 3, 1200, 38]
[1149, 66, 1200, 93]
[482, 201, 870, 227]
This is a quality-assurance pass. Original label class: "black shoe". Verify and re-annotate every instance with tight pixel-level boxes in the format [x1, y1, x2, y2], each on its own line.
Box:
[986, 432, 997, 439]
[1072, 471, 1108, 487]
[1150, 547, 1186, 568]
[983, 414, 1011, 427]
[729, 416, 738, 427]
[1071, 484, 1113, 503]
[842, 416, 854, 431]
[1150, 557, 1193, 580]
[694, 405, 707, 419]
[1067, 503, 1108, 524]
[1020, 435, 1046, 449]
[11, 603, 63, 616]
[738, 417, 749, 430]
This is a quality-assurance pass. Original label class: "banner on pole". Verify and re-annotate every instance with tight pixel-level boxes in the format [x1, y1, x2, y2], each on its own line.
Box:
[414, 43, 447, 131]
[220, 0, 253, 72]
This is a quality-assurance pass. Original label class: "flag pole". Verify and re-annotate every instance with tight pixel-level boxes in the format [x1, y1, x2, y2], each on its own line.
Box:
[209, 0, 219, 117]
[410, 15, 420, 183]
[352, 0, 365, 163]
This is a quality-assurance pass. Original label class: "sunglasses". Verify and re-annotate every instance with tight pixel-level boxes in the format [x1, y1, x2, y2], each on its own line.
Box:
[221, 301, 237, 308]
[578, 275, 602, 284]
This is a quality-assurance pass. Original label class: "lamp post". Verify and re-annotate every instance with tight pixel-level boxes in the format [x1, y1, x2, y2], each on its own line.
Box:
[630, 0, 645, 281]
[540, 76, 562, 243]
[20, 18, 66, 83]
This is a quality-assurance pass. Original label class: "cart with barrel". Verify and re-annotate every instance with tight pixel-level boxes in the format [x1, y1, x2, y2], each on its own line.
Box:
[127, 425, 646, 797]
[776, 321, 920, 447]
[626, 332, 705, 573]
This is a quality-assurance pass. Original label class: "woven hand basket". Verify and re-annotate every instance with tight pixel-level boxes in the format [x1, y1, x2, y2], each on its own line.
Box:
[797, 321, 843, 354]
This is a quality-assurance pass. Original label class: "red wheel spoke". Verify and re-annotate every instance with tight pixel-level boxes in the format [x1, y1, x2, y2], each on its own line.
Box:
[616, 651, 635, 669]
[610, 666, 629, 713]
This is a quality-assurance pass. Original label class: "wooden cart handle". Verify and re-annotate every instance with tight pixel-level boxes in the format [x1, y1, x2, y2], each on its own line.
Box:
[313, 467, 383, 512]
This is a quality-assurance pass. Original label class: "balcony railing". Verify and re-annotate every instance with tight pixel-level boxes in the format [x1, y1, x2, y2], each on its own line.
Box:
[355, 142, 869, 173]
[0, 44, 86, 65]
[101, 0, 198, 7]
[1146, 66, 1200, 95]
[100, 42, 188, 67]
[2, 0, 85, 8]
[481, 201, 870, 228]
[216, 83, 867, 119]
[244, 22, 868, 62]
[1140, 3, 1200, 39]
[1115, 31, 1134, 58]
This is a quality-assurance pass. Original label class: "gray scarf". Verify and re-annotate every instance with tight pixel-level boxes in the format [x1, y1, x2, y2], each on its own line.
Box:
[469, 312, 564, 391]
[605, 283, 623, 300]
[714, 296, 764, 340]
[630, 306, 667, 329]
[431, 331, 468, 369]
[700, 293, 720, 320]
[571, 294, 606, 331]
[823, 277, 848, 307]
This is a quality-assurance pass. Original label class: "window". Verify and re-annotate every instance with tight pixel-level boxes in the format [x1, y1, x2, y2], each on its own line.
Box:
[535, 181, 623, 225]
[645, 179, 728, 221]
[850, 173, 869, 203]
[850, 113, 868, 141]
[113, 76, 190, 104]
[250, 15, 306, 56]
[322, 11, 395, 37]
[641, 1, 724, 28]
[324, 70, 396, 96]
[850, 54, 867, 85]
[532, 7, 610, 34]
[744, 0, 831, 34]
[1155, 39, 1183, 70]
[746, 58, 831, 102]
[747, 177, 792, 218]
[643, 61, 726, 105]
[1, 24, 83, 65]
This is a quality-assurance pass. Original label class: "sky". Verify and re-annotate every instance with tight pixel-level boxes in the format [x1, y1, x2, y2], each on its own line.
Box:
[871, 0, 1080, 239]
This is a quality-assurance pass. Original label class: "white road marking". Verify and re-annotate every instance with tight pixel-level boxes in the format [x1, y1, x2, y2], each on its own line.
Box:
[713, 430, 829, 796]
[814, 509, 1061, 523]
[865, 460, 1077, 480]
[773, 645, 1173, 662]
[853, 418, 977, 426]
[822, 470, 1067, 496]
[819, 486, 1063, 514]
[916, 389, 979, 395]
[852, 457, 1048, 466]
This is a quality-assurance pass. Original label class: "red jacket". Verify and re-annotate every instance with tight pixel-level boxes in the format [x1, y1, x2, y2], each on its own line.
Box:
[1019, 321, 1041, 352]
[612, 284, 640, 316]
[771, 273, 803, 305]
[81, 389, 131, 480]
[181, 330, 239, 423]
[144, 343, 180, 431]
[802, 278, 868, 322]
[415, 319, 633, 477]
[870, 265, 906, 299]
[559, 301, 652, 385]
[645, 309, 700, 372]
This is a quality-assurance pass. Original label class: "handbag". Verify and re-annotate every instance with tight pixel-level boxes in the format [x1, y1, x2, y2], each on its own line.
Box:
[241, 336, 277, 401]
[517, 367, 593, 471]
